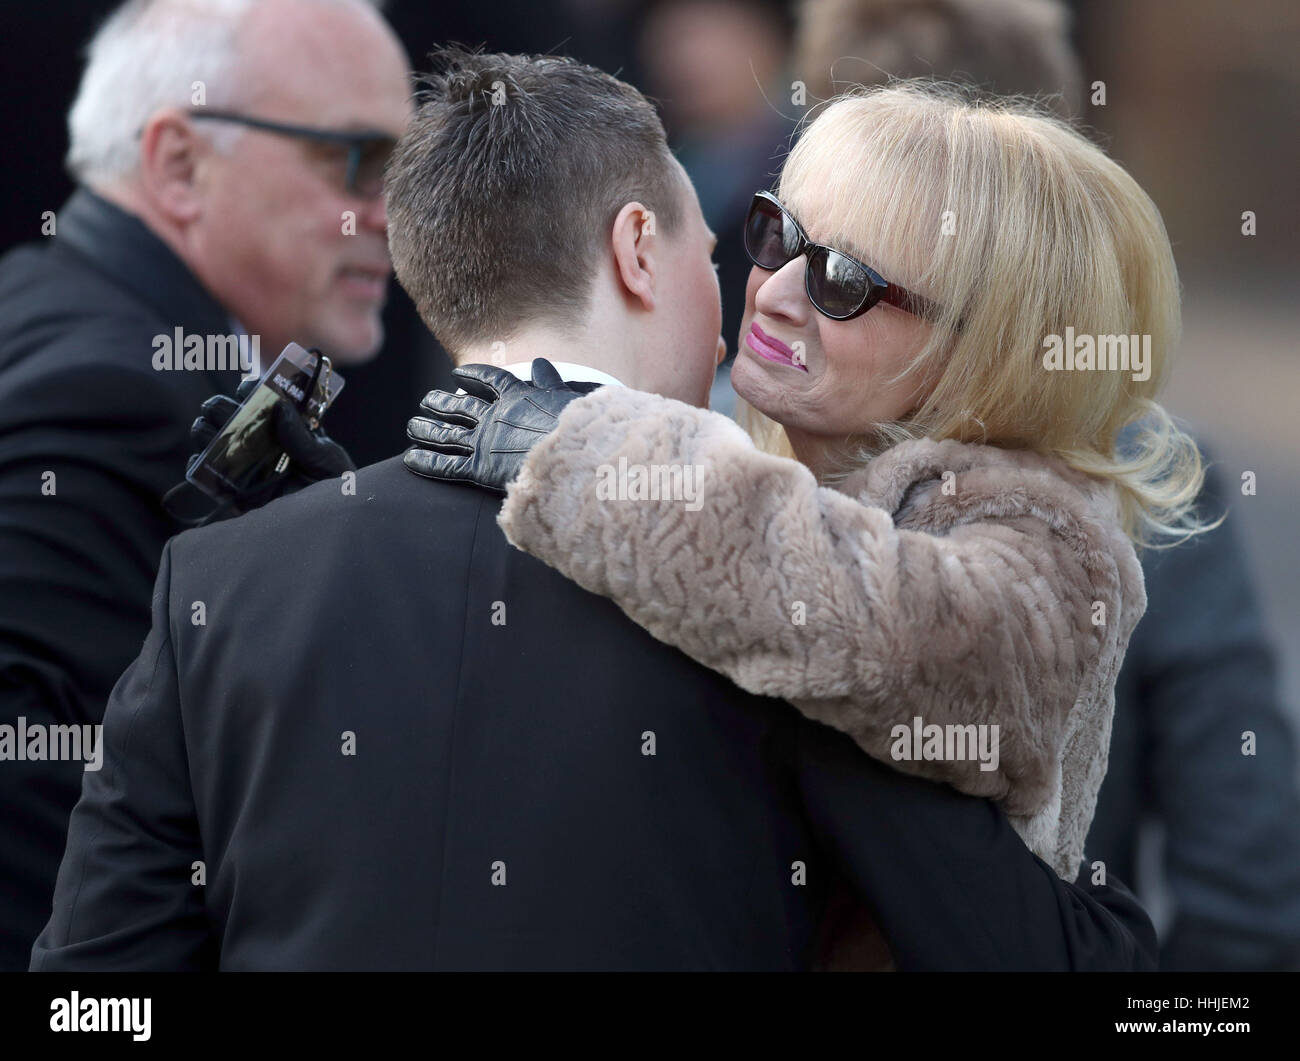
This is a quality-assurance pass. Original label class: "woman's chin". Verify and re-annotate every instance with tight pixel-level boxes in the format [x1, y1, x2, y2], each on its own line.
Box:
[729, 350, 782, 419]
[735, 346, 808, 411]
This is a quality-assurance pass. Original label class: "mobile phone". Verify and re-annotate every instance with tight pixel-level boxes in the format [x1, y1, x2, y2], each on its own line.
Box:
[186, 342, 345, 503]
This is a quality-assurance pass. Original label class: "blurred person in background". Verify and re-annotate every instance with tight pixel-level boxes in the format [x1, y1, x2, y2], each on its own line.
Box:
[637, 0, 794, 415]
[0, 0, 411, 969]
[786, 0, 1300, 970]
[795, 0, 1081, 111]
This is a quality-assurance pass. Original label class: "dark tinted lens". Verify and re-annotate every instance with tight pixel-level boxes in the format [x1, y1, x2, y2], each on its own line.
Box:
[745, 197, 797, 270]
[350, 138, 395, 198]
[808, 247, 871, 318]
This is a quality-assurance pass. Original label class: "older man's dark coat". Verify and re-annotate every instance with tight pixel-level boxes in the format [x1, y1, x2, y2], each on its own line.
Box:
[0, 189, 241, 967]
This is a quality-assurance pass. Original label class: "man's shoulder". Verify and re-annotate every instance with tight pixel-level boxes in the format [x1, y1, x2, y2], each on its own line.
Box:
[0, 238, 193, 390]
[0, 236, 142, 330]
[169, 456, 488, 568]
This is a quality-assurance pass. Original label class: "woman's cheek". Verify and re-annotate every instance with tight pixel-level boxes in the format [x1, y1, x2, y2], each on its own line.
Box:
[816, 324, 851, 379]
[743, 266, 765, 310]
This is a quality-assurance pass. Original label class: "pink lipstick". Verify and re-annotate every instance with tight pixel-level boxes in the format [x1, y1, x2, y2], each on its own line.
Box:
[745, 322, 808, 372]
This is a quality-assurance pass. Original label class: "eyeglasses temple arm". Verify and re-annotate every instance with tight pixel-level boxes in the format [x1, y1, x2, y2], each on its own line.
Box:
[879, 284, 954, 328]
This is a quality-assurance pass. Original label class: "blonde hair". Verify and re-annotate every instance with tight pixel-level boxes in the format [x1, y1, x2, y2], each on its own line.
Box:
[737, 81, 1209, 547]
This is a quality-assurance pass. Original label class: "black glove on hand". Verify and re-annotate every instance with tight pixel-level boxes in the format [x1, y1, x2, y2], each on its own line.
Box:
[403, 358, 596, 493]
[188, 376, 356, 513]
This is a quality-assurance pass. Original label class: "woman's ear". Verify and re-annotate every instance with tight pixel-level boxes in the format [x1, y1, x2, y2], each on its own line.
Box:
[609, 201, 657, 313]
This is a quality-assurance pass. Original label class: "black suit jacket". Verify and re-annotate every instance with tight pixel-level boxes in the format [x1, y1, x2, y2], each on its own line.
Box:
[0, 188, 242, 967]
[33, 456, 1156, 970]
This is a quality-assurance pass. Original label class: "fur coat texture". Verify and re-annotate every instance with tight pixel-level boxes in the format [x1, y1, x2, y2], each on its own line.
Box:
[497, 386, 1147, 883]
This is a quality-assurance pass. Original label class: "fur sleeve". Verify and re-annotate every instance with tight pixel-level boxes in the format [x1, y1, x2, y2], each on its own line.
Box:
[499, 386, 1123, 819]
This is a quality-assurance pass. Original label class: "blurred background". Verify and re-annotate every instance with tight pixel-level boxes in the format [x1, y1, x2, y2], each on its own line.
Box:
[1, 0, 1296, 964]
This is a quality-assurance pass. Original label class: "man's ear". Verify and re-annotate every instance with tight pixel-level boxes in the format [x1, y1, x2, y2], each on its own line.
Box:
[138, 110, 206, 225]
[610, 201, 658, 313]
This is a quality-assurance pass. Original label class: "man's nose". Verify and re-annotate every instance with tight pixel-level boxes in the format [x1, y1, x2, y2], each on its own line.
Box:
[358, 191, 388, 233]
[716, 335, 727, 365]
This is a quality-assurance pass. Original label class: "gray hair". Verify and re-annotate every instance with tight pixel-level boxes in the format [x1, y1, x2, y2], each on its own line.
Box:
[66, 0, 388, 186]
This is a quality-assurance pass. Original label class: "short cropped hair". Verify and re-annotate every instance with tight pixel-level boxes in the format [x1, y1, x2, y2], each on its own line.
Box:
[385, 47, 685, 352]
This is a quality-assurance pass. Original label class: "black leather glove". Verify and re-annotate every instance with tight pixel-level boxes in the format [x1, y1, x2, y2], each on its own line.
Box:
[403, 358, 596, 493]
[187, 376, 356, 514]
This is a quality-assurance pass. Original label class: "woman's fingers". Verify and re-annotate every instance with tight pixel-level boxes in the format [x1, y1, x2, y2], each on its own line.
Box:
[416, 389, 488, 427]
[402, 445, 471, 483]
[405, 416, 474, 455]
[452, 363, 519, 403]
[529, 357, 565, 389]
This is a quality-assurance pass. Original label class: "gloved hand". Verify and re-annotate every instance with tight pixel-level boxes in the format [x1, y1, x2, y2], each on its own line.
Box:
[188, 376, 356, 513]
[403, 358, 595, 493]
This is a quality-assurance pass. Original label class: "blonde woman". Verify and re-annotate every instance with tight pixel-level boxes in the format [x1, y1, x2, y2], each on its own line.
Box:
[406, 82, 1204, 889]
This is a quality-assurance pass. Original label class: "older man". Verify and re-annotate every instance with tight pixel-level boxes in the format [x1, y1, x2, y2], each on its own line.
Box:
[0, 0, 410, 968]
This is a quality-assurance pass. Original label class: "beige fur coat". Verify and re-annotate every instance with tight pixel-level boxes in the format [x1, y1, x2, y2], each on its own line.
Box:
[497, 386, 1147, 881]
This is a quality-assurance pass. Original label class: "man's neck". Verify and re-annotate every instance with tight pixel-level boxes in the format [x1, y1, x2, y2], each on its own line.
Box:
[456, 327, 633, 391]
[498, 360, 625, 387]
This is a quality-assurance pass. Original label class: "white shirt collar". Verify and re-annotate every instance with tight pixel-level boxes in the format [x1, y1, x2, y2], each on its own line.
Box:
[500, 361, 625, 388]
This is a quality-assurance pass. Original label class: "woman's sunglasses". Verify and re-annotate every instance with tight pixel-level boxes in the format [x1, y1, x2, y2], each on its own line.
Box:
[743, 191, 941, 323]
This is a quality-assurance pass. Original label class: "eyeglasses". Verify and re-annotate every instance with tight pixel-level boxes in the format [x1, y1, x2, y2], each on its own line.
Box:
[187, 110, 397, 199]
[743, 191, 942, 323]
